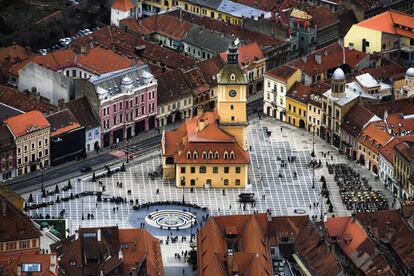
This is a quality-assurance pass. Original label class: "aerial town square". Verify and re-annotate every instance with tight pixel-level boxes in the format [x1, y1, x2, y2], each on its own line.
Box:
[1, 0, 414, 275]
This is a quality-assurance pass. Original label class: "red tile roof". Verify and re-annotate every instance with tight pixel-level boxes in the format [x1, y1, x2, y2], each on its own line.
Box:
[220, 42, 264, 69]
[32, 46, 135, 75]
[288, 43, 367, 77]
[0, 85, 57, 114]
[0, 251, 58, 276]
[357, 10, 414, 39]
[111, 0, 135, 11]
[359, 61, 406, 80]
[368, 97, 414, 118]
[46, 109, 82, 137]
[0, 44, 32, 64]
[195, 56, 224, 87]
[0, 195, 41, 243]
[121, 16, 193, 40]
[197, 214, 271, 276]
[265, 64, 298, 82]
[308, 6, 339, 29]
[356, 210, 414, 272]
[164, 111, 250, 164]
[357, 121, 393, 155]
[286, 81, 327, 105]
[395, 140, 414, 162]
[5, 110, 50, 138]
[73, 26, 194, 70]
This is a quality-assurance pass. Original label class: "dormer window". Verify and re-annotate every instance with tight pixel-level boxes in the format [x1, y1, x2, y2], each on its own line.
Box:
[208, 151, 213, 159]
[230, 74, 235, 81]
[187, 151, 192, 159]
[214, 151, 219, 159]
[224, 151, 229, 160]
[193, 150, 198, 159]
[230, 151, 235, 159]
[202, 151, 207, 159]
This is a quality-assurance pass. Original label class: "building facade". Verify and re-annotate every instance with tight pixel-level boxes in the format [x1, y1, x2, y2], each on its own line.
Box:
[82, 65, 157, 148]
[5, 111, 50, 176]
[162, 42, 250, 188]
[0, 125, 16, 182]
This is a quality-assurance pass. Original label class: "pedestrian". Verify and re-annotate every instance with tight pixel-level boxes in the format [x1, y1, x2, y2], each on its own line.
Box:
[229, 204, 232, 210]
[222, 189, 225, 196]
[182, 268, 185, 275]
[309, 204, 312, 209]
[280, 127, 283, 132]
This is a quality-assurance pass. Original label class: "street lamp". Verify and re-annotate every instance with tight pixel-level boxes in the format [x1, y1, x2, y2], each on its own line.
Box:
[38, 159, 45, 197]
[181, 176, 185, 204]
[81, 198, 84, 220]
[312, 128, 315, 189]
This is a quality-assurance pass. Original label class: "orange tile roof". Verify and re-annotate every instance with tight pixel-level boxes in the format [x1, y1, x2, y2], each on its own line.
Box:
[220, 42, 264, 69]
[5, 110, 50, 138]
[0, 251, 58, 276]
[358, 121, 392, 154]
[32, 47, 135, 75]
[111, 0, 135, 11]
[0, 44, 32, 65]
[288, 43, 367, 76]
[46, 109, 82, 137]
[164, 111, 250, 164]
[357, 10, 414, 39]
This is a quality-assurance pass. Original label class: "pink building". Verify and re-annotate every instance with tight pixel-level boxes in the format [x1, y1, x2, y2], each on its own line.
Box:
[84, 65, 157, 147]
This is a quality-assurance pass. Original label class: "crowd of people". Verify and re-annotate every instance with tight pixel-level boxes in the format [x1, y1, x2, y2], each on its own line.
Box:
[328, 163, 389, 212]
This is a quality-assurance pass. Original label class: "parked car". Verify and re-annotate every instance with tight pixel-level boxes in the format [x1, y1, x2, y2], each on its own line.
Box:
[80, 166, 92, 173]
[39, 49, 47, 55]
[238, 193, 257, 203]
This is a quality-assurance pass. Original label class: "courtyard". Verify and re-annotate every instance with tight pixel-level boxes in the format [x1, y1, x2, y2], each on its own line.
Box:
[22, 116, 395, 273]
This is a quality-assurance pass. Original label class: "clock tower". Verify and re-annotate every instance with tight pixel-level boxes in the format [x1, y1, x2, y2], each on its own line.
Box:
[217, 41, 248, 150]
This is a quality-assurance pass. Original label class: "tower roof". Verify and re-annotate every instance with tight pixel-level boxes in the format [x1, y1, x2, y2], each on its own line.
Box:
[218, 41, 247, 85]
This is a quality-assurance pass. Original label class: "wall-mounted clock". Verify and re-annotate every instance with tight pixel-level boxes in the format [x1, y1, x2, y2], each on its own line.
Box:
[229, 90, 237, 97]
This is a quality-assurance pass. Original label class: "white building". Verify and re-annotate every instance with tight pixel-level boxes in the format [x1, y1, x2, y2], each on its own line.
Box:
[111, 0, 138, 26]
[396, 67, 414, 99]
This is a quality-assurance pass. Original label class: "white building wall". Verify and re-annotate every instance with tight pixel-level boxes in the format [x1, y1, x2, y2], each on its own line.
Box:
[111, 8, 130, 27]
[85, 127, 101, 153]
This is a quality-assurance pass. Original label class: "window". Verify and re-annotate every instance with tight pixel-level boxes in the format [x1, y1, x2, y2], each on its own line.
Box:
[19, 240, 28, 249]
[231, 116, 234, 121]
[31, 239, 37, 248]
[113, 115, 117, 125]
[187, 151, 191, 159]
[230, 151, 235, 159]
[39, 141, 42, 147]
[235, 179, 240, 185]
[208, 151, 213, 159]
[31, 143, 34, 150]
[236, 167, 241, 173]
[193, 151, 198, 159]
[224, 151, 229, 160]
[213, 167, 218, 173]
[224, 179, 229, 185]
[215, 151, 219, 159]
[190, 179, 196, 186]
[18, 158, 21, 165]
[230, 105, 234, 110]
[200, 166, 206, 173]
[190, 167, 195, 173]
[224, 167, 229, 173]
[181, 167, 186, 173]
[6, 242, 16, 251]
[113, 104, 117, 112]
[202, 151, 207, 159]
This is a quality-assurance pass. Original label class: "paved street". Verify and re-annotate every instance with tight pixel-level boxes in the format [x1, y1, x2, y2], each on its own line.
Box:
[21, 116, 395, 274]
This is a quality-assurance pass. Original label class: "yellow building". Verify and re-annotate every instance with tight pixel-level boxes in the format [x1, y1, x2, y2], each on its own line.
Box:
[162, 42, 250, 188]
[285, 82, 308, 129]
[394, 140, 414, 199]
[344, 10, 414, 65]
[0, 186, 24, 211]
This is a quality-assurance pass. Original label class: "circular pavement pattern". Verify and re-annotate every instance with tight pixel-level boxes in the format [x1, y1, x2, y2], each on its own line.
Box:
[145, 209, 196, 230]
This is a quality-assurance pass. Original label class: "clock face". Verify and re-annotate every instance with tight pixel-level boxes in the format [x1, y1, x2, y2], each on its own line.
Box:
[229, 90, 237, 97]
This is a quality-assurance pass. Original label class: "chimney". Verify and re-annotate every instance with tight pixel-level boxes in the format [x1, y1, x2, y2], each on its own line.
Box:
[301, 55, 307, 63]
[75, 231, 79, 240]
[49, 254, 57, 274]
[97, 228, 101, 241]
[119, 249, 124, 260]
[198, 118, 207, 132]
[2, 199, 6, 217]
[17, 265, 22, 276]
[384, 109, 388, 124]
[315, 53, 321, 64]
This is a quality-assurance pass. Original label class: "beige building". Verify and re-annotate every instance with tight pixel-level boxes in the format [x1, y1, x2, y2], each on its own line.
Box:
[307, 83, 329, 136]
[5, 111, 50, 176]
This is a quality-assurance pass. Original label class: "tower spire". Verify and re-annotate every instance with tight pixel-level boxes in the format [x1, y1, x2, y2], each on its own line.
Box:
[227, 41, 239, 65]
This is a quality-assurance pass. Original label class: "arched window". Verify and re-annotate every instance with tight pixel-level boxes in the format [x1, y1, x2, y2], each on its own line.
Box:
[199, 166, 206, 173]
[230, 151, 235, 159]
[202, 151, 207, 159]
[224, 151, 229, 160]
[193, 150, 198, 159]
[208, 151, 213, 159]
[230, 74, 235, 81]
[214, 151, 219, 159]
[187, 151, 191, 159]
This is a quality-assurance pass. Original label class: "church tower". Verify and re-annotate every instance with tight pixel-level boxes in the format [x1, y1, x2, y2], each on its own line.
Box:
[217, 41, 248, 151]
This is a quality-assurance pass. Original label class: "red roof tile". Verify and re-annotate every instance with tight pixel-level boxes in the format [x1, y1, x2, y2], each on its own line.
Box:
[111, 0, 135, 12]
[265, 64, 298, 82]
[0, 85, 57, 114]
[5, 110, 50, 138]
[0, 251, 58, 276]
[308, 6, 339, 29]
[121, 15, 193, 40]
[220, 42, 264, 69]
[357, 10, 414, 39]
[0, 44, 32, 64]
[32, 46, 135, 75]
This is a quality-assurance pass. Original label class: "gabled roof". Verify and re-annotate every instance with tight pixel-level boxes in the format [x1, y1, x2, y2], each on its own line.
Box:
[288, 43, 367, 77]
[5, 110, 50, 138]
[0, 194, 41, 243]
[46, 109, 82, 137]
[121, 16, 193, 40]
[111, 0, 135, 11]
[356, 10, 414, 39]
[368, 97, 414, 118]
[0, 44, 32, 64]
[66, 97, 100, 130]
[341, 104, 379, 138]
[31, 47, 135, 76]
[308, 6, 339, 29]
[183, 25, 234, 54]
[0, 102, 23, 122]
[0, 85, 57, 114]
[195, 56, 225, 87]
[265, 64, 298, 82]
[357, 121, 393, 154]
